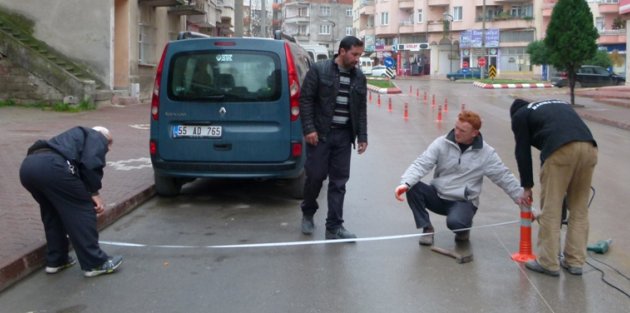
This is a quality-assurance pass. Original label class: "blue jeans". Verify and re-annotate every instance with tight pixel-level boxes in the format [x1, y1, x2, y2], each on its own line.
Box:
[406, 182, 478, 231]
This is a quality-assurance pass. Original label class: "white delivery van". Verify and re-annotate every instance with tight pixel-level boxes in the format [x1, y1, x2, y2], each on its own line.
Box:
[359, 57, 373, 75]
[300, 44, 330, 62]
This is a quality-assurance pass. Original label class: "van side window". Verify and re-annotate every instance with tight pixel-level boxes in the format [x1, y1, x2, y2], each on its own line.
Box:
[169, 52, 281, 102]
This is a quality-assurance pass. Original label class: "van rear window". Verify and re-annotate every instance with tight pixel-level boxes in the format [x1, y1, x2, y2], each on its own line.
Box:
[168, 51, 281, 102]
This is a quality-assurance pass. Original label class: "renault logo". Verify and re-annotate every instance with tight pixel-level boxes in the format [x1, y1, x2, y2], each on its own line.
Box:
[219, 107, 226, 116]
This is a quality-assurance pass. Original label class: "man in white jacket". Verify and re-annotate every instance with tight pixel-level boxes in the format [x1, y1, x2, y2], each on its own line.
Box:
[394, 110, 524, 246]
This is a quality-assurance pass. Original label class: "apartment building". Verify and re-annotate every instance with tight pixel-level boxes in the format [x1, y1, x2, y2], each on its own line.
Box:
[355, 0, 628, 78]
[0, 0, 232, 102]
[283, 0, 354, 56]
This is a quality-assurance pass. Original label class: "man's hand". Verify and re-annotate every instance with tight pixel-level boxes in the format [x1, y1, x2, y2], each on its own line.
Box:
[92, 194, 105, 215]
[395, 184, 409, 201]
[305, 132, 318, 146]
[357, 142, 368, 154]
[518, 188, 533, 207]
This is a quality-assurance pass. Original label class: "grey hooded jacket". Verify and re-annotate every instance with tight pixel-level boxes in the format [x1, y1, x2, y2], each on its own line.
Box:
[400, 130, 523, 207]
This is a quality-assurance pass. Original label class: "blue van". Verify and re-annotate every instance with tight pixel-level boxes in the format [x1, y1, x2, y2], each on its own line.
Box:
[149, 32, 312, 197]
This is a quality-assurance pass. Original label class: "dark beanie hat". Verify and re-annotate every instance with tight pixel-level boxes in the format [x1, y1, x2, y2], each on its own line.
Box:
[510, 99, 530, 117]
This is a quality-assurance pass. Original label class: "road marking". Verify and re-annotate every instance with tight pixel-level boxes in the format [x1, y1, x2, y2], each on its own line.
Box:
[107, 157, 152, 171]
[130, 124, 150, 130]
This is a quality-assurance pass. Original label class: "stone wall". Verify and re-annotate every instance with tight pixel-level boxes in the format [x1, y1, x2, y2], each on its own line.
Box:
[0, 53, 63, 104]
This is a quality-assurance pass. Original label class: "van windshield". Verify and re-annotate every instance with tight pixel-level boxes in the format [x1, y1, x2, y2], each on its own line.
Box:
[168, 51, 281, 102]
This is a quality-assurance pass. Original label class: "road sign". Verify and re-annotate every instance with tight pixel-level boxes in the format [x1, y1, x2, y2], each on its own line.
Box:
[489, 65, 497, 79]
[384, 57, 394, 67]
[463, 61, 469, 68]
[478, 57, 486, 67]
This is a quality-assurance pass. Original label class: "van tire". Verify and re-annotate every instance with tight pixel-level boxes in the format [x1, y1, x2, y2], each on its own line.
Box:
[155, 174, 182, 197]
[288, 171, 305, 199]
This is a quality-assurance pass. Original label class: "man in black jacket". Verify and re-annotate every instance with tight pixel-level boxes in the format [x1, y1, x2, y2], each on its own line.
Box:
[510, 99, 597, 277]
[299, 36, 368, 239]
[20, 126, 123, 277]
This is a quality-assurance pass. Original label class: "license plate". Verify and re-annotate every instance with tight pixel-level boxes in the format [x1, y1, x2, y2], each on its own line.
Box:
[172, 125, 222, 138]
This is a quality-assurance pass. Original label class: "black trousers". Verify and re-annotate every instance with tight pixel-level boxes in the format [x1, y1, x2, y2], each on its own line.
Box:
[301, 128, 352, 230]
[406, 182, 478, 232]
[19, 152, 108, 270]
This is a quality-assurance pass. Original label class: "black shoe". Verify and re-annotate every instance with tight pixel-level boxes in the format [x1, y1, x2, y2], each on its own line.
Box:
[45, 256, 77, 274]
[418, 226, 434, 246]
[301, 215, 314, 235]
[525, 260, 559, 277]
[455, 230, 470, 242]
[325, 227, 357, 240]
[560, 258, 583, 276]
[84, 255, 123, 278]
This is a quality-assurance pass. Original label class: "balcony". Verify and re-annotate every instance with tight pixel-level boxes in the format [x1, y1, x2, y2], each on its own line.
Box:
[427, 21, 444, 33]
[284, 1, 310, 8]
[169, 0, 206, 15]
[598, 29, 626, 45]
[139, 0, 184, 7]
[399, 0, 414, 10]
[284, 15, 310, 23]
[599, 4, 619, 14]
[428, 0, 449, 7]
[359, 4, 375, 16]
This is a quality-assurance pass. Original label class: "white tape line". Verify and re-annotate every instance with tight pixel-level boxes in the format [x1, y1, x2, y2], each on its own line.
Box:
[99, 220, 520, 249]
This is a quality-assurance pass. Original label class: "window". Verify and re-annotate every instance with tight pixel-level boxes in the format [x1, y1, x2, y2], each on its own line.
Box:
[511, 5, 522, 17]
[417, 9, 423, 23]
[138, 7, 156, 65]
[367, 16, 375, 28]
[321, 6, 331, 16]
[596, 17, 604, 31]
[453, 6, 463, 21]
[298, 7, 308, 17]
[346, 8, 352, 17]
[298, 25, 308, 36]
[319, 24, 332, 35]
[345, 27, 354, 36]
[380, 12, 389, 25]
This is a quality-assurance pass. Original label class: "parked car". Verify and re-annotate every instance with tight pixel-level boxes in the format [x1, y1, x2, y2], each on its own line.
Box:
[371, 65, 395, 79]
[446, 67, 487, 81]
[552, 65, 625, 88]
[149, 31, 312, 197]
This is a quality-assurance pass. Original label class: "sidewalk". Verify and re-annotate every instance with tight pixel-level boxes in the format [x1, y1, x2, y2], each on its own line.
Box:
[0, 102, 155, 292]
[1, 84, 629, 292]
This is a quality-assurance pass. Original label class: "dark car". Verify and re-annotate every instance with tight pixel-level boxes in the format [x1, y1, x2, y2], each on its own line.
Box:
[553, 65, 625, 88]
[149, 31, 312, 197]
[446, 67, 487, 81]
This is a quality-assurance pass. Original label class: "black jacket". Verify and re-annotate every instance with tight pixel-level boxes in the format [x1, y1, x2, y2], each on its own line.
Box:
[511, 99, 596, 188]
[299, 58, 368, 144]
[45, 127, 109, 194]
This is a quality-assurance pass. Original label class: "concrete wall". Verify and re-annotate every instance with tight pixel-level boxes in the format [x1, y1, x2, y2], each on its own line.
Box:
[0, 55, 64, 104]
[0, 0, 113, 89]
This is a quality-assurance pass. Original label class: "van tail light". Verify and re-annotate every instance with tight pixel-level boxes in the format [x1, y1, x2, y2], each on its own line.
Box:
[291, 142, 302, 157]
[150, 140, 157, 156]
[151, 44, 169, 121]
[285, 43, 300, 122]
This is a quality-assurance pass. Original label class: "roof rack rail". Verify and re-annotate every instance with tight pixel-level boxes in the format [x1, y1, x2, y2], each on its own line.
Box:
[273, 30, 297, 43]
[177, 31, 211, 40]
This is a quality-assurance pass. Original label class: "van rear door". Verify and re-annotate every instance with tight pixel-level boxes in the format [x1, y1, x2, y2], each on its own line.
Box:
[157, 39, 292, 163]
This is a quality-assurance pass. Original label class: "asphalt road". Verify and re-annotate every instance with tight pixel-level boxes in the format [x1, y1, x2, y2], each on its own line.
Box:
[1, 80, 628, 313]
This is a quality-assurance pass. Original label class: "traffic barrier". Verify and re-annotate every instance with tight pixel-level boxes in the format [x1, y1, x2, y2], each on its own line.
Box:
[511, 206, 536, 262]
[404, 102, 408, 120]
[436, 105, 443, 122]
[388, 97, 393, 112]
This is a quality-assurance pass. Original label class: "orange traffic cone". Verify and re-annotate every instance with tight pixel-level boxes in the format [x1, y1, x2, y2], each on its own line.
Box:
[444, 98, 449, 112]
[511, 206, 537, 262]
[388, 97, 393, 112]
[369, 91, 372, 103]
[423, 91, 428, 103]
[409, 85, 412, 94]
[461, 103, 466, 112]
[436, 105, 443, 122]
[432, 94, 436, 107]
[377, 94, 381, 107]
[416, 88, 419, 98]
[404, 102, 409, 120]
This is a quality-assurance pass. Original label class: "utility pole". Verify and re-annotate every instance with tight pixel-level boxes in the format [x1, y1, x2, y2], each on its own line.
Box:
[480, 0, 486, 78]
[261, 0, 267, 37]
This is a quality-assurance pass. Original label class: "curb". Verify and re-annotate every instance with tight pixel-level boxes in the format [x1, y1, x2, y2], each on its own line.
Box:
[474, 82, 554, 89]
[0, 185, 155, 292]
[576, 111, 630, 132]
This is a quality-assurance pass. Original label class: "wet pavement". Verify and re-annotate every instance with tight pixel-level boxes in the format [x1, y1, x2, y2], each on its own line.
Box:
[1, 81, 629, 299]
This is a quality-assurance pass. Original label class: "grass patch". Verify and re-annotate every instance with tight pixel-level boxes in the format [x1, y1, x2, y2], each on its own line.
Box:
[0, 99, 96, 112]
[367, 78, 396, 88]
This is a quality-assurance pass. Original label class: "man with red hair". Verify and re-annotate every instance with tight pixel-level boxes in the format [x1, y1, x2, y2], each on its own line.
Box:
[395, 111, 523, 246]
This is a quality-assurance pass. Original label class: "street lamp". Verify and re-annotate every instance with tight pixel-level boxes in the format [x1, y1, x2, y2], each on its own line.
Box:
[443, 12, 454, 73]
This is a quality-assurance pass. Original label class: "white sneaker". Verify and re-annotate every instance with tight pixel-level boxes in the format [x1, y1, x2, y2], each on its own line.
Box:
[83, 255, 123, 277]
[45, 256, 77, 274]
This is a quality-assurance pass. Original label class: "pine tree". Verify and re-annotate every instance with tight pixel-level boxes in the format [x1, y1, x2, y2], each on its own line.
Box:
[545, 0, 599, 105]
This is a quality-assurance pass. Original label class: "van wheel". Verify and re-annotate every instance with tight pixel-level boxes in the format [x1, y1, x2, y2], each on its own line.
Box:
[154, 174, 182, 197]
[288, 172, 305, 199]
